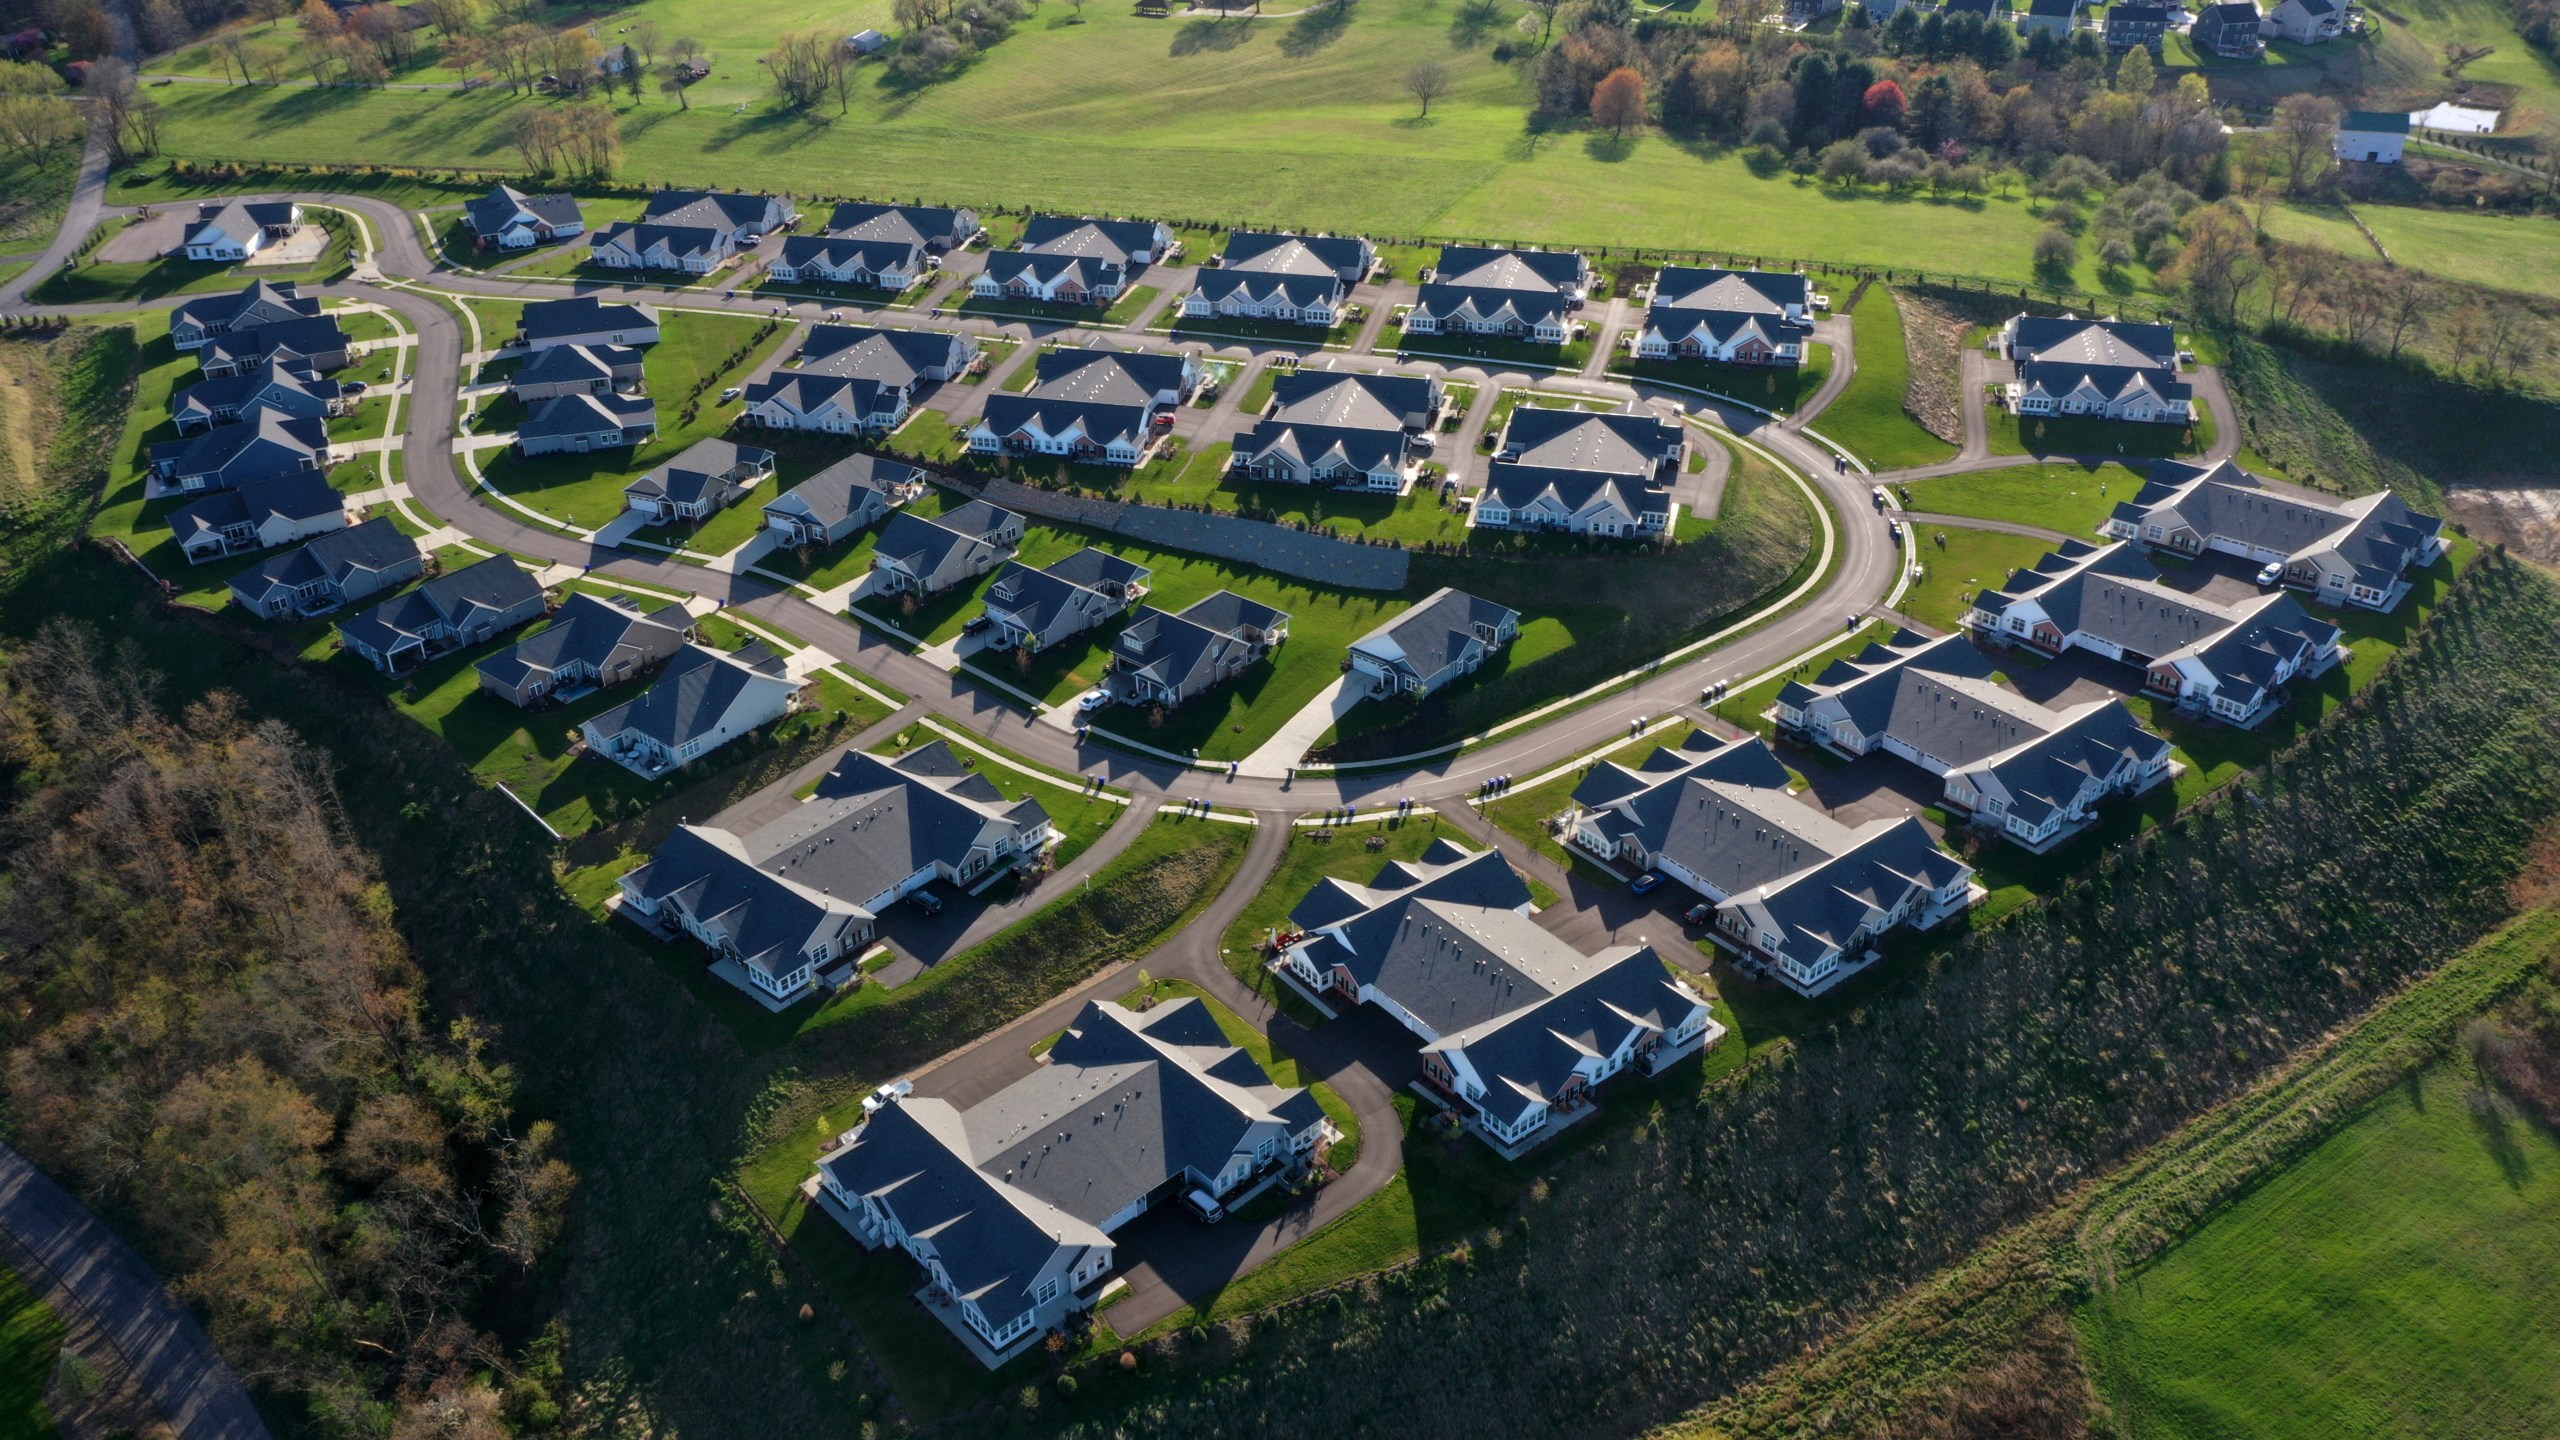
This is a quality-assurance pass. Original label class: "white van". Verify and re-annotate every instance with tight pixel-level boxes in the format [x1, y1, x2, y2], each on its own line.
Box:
[1179, 1188, 1226, 1224]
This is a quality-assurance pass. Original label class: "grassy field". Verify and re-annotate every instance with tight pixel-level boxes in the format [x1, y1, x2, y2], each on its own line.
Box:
[1987, 400, 2212, 460]
[2288, 203, 2560, 302]
[1898, 525, 2065, 630]
[0, 153, 80, 256]
[131, 0, 2110, 290]
[30, 210, 355, 305]
[2079, 1062, 2560, 1440]
[1810, 287, 1959, 469]
[1897, 461, 2143, 537]
[0, 1267, 62, 1440]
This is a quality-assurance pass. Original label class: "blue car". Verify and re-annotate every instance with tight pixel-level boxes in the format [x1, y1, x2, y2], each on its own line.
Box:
[1630, 872, 1664, 895]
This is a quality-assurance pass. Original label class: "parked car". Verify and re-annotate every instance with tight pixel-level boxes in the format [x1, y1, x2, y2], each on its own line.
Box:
[860, 1080, 914, 1116]
[1685, 903, 1713, 926]
[2256, 560, 2285, 587]
[719, 386, 742, 402]
[1630, 872, 1664, 896]
[1078, 691, 1111, 713]
[340, 380, 368, 396]
[907, 890, 944, 916]
[961, 614, 994, 635]
[1410, 432, 1437, 452]
[1179, 1188, 1226, 1224]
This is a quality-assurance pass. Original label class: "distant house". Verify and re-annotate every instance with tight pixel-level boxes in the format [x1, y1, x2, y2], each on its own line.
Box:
[621, 739, 1053, 1001]
[866, 500, 1024, 598]
[973, 214, 1174, 304]
[1473, 407, 1681, 537]
[198, 316, 350, 379]
[149, 410, 332, 494]
[1632, 267, 1813, 365]
[842, 27, 888, 53]
[769, 204, 978, 289]
[1181, 231, 1375, 329]
[1965, 539, 2345, 728]
[639, 189, 795, 242]
[2263, 0, 2344, 40]
[967, 347, 1195, 466]
[815, 998, 1327, 1363]
[2190, 1, 2265, 56]
[2103, 459, 2444, 611]
[2000, 314, 2190, 424]
[172, 359, 343, 435]
[170, 280, 320, 351]
[181, 200, 303, 262]
[1274, 839, 1721, 1152]
[228, 517, 423, 620]
[978, 548, 1153, 653]
[2017, 0, 2082, 37]
[336, 556, 548, 675]
[516, 391, 657, 455]
[476, 593, 692, 707]
[464, 185, 586, 250]
[1403, 246, 1587, 343]
[762, 454, 925, 548]
[169, 471, 346, 564]
[580, 641, 800, 777]
[508, 343, 646, 403]
[1107, 591, 1291, 709]
[2334, 109, 2410, 163]
[1347, 588, 1519, 701]
[1230, 370, 1441, 492]
[743, 324, 975, 435]
[2104, 2, 2181, 50]
[519, 297, 660, 351]
[623, 438, 777, 524]
[1564, 733, 1980, 995]
[589, 222, 733, 274]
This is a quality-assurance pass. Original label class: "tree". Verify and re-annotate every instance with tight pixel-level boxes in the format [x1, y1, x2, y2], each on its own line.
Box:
[59, 3, 113, 58]
[659, 70, 689, 110]
[670, 32, 703, 69]
[2379, 267, 2430, 360]
[2274, 92, 2341, 194]
[2168, 204, 2262, 322]
[416, 0, 476, 37]
[1524, 0, 1561, 43]
[211, 32, 249, 82]
[764, 31, 832, 109]
[0, 64, 79, 166]
[1404, 59, 1449, 118]
[1591, 65, 1644, 137]
[2032, 223, 2076, 276]
[627, 17, 659, 67]
[1861, 77, 1905, 131]
[137, 0, 188, 53]
[297, 0, 342, 40]
[1817, 137, 1868, 185]
[2113, 42, 2153, 96]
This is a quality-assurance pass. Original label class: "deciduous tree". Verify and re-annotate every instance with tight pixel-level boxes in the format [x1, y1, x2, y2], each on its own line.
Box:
[1591, 64, 1644, 137]
[1404, 59, 1449, 117]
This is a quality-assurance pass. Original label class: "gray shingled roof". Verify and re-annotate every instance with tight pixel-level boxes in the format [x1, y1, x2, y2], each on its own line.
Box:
[476, 593, 688, 691]
[765, 454, 920, 530]
[521, 296, 657, 344]
[1500, 407, 1678, 478]
[337, 556, 541, 658]
[169, 470, 342, 549]
[583, 642, 790, 751]
[1351, 588, 1518, 683]
[1421, 947, 1704, 1120]
[745, 740, 1048, 907]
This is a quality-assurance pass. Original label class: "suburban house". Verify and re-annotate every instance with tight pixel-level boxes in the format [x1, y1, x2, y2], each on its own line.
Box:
[768, 203, 979, 288]
[866, 501, 1026, 598]
[336, 556, 548, 675]
[978, 548, 1153, 653]
[762, 453, 925, 548]
[619, 739, 1054, 1002]
[1403, 246, 1588, 343]
[590, 191, 794, 271]
[1230, 370, 1442, 492]
[2190, 0, 2265, 56]
[2334, 109, 2411, 163]
[1181, 231, 1375, 329]
[516, 391, 657, 455]
[2018, 0, 2083, 37]
[1273, 839, 1720, 1154]
[967, 347, 1196, 466]
[623, 439, 778, 524]
[199, 316, 351, 378]
[475, 593, 692, 707]
[1771, 628, 2176, 851]
[149, 410, 332, 493]
[2103, 460, 2445, 610]
[1564, 732, 1980, 995]
[1632, 267, 1815, 365]
[580, 641, 801, 778]
[169, 471, 346, 564]
[1965, 539, 2346, 728]
[170, 280, 320, 351]
[743, 324, 976, 435]
[2104, 1, 2181, 48]
[637, 190, 798, 242]
[172, 359, 343, 434]
[815, 998, 1328, 1363]
[973, 214, 1174, 304]
[508, 343, 646, 403]
[1108, 591, 1292, 709]
[181, 200, 304, 262]
[1347, 588, 1520, 701]
[1473, 407, 1683, 537]
[463, 185, 586, 250]
[2264, 0, 2346, 39]
[519, 297, 660, 351]
[2001, 313, 2191, 424]
[228, 517, 424, 620]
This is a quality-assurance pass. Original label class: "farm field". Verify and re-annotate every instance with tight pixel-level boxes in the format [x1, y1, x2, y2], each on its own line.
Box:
[2079, 1062, 2560, 1440]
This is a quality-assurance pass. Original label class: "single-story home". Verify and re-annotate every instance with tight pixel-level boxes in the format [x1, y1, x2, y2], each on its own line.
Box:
[228, 517, 423, 620]
[336, 556, 548, 675]
[1347, 588, 1519, 701]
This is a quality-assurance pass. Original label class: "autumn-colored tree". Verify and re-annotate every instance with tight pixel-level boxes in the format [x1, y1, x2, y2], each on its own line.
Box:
[1861, 77, 1906, 131]
[1590, 65, 1644, 137]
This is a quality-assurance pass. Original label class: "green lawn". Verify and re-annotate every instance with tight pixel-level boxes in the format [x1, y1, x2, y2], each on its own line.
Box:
[1714, 621, 1897, 736]
[1898, 461, 2144, 537]
[1812, 287, 1959, 469]
[1609, 344, 1833, 416]
[1987, 397, 2214, 460]
[31, 211, 353, 304]
[2275, 203, 2560, 303]
[2079, 1062, 2560, 1440]
[0, 1267, 63, 1440]
[1897, 526, 2063, 631]
[1216, 814, 1455, 1021]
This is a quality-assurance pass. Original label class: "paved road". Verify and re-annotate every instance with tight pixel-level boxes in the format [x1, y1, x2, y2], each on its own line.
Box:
[0, 1143, 271, 1440]
[1902, 511, 2079, 544]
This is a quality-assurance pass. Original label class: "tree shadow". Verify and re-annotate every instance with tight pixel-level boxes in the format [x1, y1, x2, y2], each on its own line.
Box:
[1389, 113, 1437, 130]
[1583, 131, 1637, 163]
[1170, 17, 1258, 55]
[1278, 0, 1356, 57]
[1447, 0, 1505, 48]
[2468, 1088, 2535, 1192]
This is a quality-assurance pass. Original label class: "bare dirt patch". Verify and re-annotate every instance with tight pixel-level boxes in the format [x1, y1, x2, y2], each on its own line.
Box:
[1895, 289, 1970, 446]
[0, 336, 61, 509]
[2446, 484, 2560, 568]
